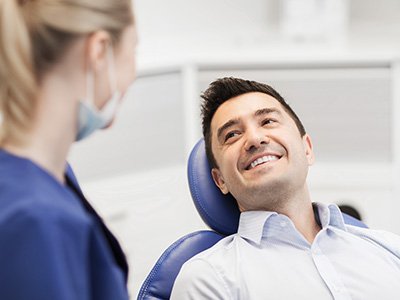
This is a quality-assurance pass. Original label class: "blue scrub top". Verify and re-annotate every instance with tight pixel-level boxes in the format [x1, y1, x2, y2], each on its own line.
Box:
[0, 149, 129, 300]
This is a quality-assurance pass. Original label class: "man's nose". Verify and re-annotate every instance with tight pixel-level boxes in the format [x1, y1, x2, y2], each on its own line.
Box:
[244, 128, 270, 152]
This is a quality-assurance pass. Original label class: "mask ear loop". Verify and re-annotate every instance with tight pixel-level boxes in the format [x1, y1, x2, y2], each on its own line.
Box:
[98, 44, 121, 121]
[86, 66, 95, 107]
[107, 45, 117, 95]
[84, 43, 116, 110]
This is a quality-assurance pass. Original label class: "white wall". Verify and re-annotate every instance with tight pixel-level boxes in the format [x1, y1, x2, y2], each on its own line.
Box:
[134, 0, 400, 53]
[134, 0, 276, 45]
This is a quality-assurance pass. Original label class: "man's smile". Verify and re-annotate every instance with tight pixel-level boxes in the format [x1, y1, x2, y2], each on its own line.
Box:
[244, 153, 282, 170]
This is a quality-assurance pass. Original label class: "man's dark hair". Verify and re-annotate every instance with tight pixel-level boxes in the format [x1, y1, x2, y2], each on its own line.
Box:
[201, 77, 306, 168]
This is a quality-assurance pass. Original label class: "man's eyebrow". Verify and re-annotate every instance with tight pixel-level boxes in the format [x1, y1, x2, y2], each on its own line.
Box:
[254, 107, 282, 117]
[215, 108, 282, 142]
[216, 118, 240, 141]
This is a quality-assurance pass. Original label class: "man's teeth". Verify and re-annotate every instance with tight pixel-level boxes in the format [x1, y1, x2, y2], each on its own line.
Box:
[250, 155, 279, 169]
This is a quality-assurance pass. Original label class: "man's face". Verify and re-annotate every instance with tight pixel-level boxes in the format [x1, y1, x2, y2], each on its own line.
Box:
[210, 92, 314, 212]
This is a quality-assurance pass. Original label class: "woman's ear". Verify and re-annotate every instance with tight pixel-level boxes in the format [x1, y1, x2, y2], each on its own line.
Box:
[211, 168, 229, 194]
[85, 30, 111, 72]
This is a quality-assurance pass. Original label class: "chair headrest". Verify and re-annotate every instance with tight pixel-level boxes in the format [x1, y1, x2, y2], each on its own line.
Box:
[187, 139, 240, 235]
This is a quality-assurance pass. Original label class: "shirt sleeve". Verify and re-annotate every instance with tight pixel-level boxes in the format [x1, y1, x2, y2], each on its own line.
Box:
[0, 204, 92, 300]
[171, 258, 233, 300]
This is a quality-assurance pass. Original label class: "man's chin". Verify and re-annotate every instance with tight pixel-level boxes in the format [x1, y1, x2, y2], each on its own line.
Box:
[244, 178, 284, 196]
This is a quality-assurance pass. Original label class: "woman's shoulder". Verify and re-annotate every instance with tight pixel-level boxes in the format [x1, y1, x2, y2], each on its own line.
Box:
[0, 164, 91, 233]
[0, 187, 92, 235]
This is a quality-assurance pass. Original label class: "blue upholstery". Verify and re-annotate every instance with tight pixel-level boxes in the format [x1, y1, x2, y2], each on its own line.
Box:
[138, 138, 367, 299]
[187, 139, 240, 235]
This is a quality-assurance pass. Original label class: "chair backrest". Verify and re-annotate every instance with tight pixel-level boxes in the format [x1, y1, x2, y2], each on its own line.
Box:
[137, 138, 367, 299]
[137, 231, 224, 300]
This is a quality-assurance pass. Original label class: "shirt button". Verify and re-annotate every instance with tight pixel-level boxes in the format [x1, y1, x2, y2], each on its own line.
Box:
[312, 247, 322, 255]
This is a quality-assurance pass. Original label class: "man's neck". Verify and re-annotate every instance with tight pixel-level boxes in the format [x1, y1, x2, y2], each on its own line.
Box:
[282, 200, 321, 244]
[263, 186, 321, 244]
[238, 183, 322, 243]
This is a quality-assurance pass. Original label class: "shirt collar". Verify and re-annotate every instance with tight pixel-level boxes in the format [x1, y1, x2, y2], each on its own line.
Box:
[237, 202, 347, 245]
[237, 210, 277, 245]
[314, 202, 347, 231]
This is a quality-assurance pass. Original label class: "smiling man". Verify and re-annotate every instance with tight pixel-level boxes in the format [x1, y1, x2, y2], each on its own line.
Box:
[171, 77, 400, 299]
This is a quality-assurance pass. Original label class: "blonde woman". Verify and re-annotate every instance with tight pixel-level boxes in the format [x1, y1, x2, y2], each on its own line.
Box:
[0, 0, 136, 299]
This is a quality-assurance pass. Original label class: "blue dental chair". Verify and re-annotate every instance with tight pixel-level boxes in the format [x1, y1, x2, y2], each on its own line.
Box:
[137, 139, 367, 300]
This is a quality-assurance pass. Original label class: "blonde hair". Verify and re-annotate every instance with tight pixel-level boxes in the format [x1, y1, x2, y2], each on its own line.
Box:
[0, 0, 134, 144]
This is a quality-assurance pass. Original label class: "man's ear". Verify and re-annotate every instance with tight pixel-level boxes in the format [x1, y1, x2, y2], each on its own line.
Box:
[211, 168, 229, 194]
[303, 134, 315, 165]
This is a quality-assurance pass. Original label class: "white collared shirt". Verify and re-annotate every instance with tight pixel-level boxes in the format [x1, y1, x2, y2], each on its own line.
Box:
[171, 203, 400, 299]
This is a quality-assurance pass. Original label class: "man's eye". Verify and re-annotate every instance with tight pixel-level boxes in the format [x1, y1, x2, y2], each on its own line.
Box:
[224, 131, 240, 142]
[262, 118, 275, 126]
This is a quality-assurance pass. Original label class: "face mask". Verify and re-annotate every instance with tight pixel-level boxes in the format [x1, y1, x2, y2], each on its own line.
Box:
[76, 46, 121, 141]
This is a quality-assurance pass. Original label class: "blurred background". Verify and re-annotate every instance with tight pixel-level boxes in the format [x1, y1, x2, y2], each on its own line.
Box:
[67, 0, 400, 297]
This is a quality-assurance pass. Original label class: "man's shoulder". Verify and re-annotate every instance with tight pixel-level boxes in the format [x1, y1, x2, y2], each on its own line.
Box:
[171, 234, 240, 299]
[183, 234, 240, 269]
[345, 224, 400, 240]
[186, 233, 239, 264]
[345, 224, 400, 257]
